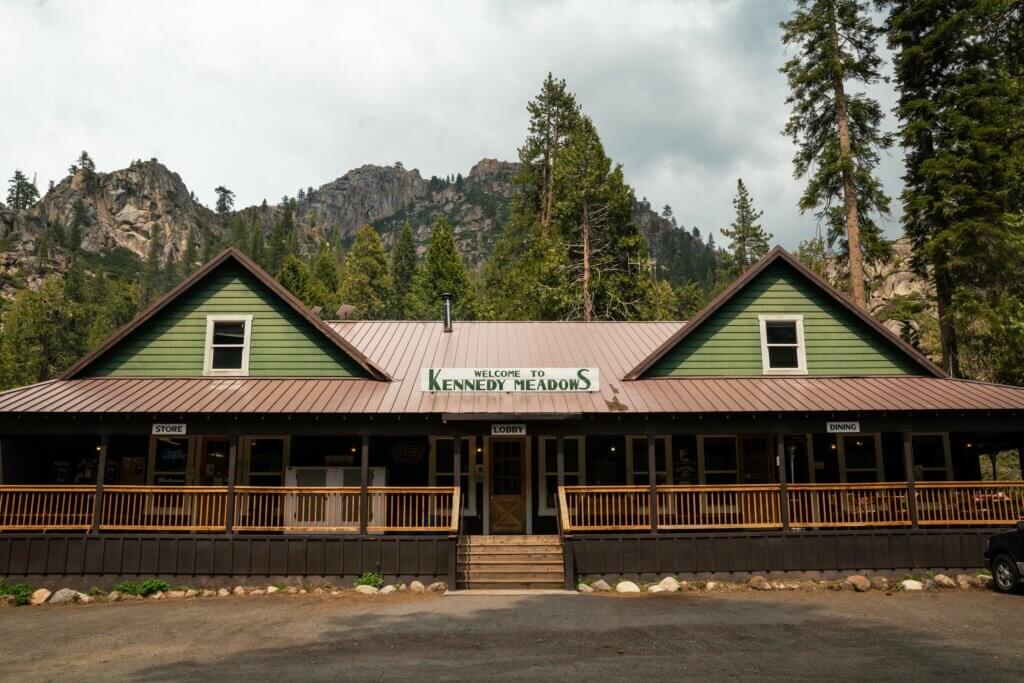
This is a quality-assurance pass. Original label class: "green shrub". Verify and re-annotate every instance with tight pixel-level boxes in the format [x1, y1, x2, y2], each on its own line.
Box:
[141, 579, 170, 595]
[88, 586, 107, 597]
[0, 579, 35, 606]
[113, 580, 143, 595]
[354, 572, 384, 589]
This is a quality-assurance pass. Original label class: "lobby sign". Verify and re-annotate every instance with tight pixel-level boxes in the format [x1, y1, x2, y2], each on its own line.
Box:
[152, 423, 187, 436]
[492, 424, 527, 436]
[421, 368, 599, 393]
[826, 421, 860, 434]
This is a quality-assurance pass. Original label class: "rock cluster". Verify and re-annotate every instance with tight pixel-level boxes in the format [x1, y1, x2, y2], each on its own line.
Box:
[577, 573, 996, 595]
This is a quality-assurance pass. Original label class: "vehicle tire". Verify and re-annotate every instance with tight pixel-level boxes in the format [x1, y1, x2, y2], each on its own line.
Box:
[991, 555, 1021, 594]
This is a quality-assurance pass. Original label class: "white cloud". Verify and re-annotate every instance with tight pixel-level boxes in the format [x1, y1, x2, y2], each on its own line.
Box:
[0, 0, 903, 248]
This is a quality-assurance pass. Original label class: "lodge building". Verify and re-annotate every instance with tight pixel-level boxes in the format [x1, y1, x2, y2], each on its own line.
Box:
[0, 246, 1022, 589]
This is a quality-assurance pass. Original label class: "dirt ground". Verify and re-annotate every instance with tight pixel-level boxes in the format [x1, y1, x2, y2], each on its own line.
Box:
[1, 589, 1022, 682]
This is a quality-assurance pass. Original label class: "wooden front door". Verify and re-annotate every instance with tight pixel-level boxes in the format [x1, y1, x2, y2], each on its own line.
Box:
[489, 439, 526, 533]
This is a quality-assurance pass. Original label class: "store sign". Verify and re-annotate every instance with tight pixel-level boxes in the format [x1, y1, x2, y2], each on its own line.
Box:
[491, 423, 527, 436]
[421, 368, 599, 393]
[826, 421, 860, 434]
[152, 423, 187, 436]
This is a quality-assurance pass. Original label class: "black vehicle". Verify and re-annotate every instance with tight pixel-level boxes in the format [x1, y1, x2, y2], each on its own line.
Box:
[985, 521, 1024, 594]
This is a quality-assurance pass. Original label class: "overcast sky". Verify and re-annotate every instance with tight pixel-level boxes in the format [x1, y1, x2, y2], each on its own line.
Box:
[0, 0, 904, 248]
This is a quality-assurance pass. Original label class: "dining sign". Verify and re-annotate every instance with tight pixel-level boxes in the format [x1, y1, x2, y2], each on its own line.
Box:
[421, 368, 600, 393]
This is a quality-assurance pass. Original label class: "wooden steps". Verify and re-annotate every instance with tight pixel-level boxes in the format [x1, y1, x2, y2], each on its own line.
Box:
[457, 535, 565, 590]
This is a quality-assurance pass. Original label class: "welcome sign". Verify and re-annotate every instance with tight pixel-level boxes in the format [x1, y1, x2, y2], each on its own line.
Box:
[421, 368, 600, 393]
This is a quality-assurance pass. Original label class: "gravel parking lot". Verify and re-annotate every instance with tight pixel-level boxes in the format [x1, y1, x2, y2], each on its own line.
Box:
[1, 589, 1022, 682]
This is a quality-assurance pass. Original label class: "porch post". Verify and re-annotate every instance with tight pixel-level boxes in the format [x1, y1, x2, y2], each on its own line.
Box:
[359, 434, 369, 535]
[776, 434, 789, 531]
[225, 434, 238, 533]
[91, 434, 109, 532]
[902, 431, 919, 528]
[647, 434, 658, 534]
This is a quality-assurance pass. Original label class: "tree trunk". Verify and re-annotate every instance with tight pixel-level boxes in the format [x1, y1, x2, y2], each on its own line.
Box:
[582, 202, 592, 322]
[934, 269, 960, 377]
[540, 117, 554, 238]
[829, 5, 867, 310]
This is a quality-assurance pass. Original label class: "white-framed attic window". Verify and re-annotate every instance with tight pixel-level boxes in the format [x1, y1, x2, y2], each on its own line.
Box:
[203, 315, 253, 376]
[758, 314, 807, 375]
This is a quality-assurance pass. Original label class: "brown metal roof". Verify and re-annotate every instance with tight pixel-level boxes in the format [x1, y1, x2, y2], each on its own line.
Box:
[1, 320, 1023, 415]
[625, 246, 946, 379]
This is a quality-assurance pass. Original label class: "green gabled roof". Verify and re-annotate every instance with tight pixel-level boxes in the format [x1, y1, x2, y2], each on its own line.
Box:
[626, 246, 945, 380]
[63, 247, 390, 380]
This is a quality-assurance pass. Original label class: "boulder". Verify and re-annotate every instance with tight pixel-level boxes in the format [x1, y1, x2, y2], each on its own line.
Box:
[592, 579, 612, 592]
[657, 577, 681, 593]
[107, 591, 122, 602]
[312, 587, 326, 595]
[283, 586, 299, 594]
[932, 574, 956, 589]
[973, 575, 992, 590]
[266, 586, 279, 595]
[577, 583, 594, 593]
[48, 588, 79, 605]
[354, 585, 379, 595]
[704, 581, 720, 591]
[427, 582, 447, 592]
[232, 586, 246, 597]
[846, 575, 872, 592]
[955, 575, 972, 590]
[379, 585, 397, 595]
[398, 583, 408, 592]
[678, 580, 689, 591]
[0, 594, 15, 608]
[869, 577, 890, 592]
[248, 589, 265, 596]
[615, 581, 641, 593]
[150, 591, 164, 600]
[30, 589, 52, 606]
[200, 590, 215, 598]
[901, 579, 924, 591]
[647, 585, 665, 593]
[924, 579, 936, 590]
[165, 590, 187, 599]
[217, 588, 230, 597]
[748, 576, 772, 591]
[409, 581, 426, 593]
[77, 594, 93, 604]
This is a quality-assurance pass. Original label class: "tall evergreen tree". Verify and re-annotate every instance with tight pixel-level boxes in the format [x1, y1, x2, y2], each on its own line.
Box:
[389, 221, 418, 318]
[0, 279, 79, 387]
[5, 170, 39, 211]
[76, 151, 95, 171]
[781, 0, 893, 309]
[720, 179, 772, 274]
[162, 245, 179, 292]
[183, 226, 198, 274]
[338, 225, 392, 320]
[409, 218, 478, 320]
[141, 226, 165, 306]
[214, 186, 235, 215]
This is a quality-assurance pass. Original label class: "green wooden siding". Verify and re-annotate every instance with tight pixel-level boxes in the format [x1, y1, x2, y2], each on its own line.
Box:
[85, 263, 369, 377]
[647, 261, 925, 377]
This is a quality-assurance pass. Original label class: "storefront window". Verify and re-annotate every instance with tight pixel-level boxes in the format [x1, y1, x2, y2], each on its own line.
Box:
[248, 437, 287, 486]
[152, 437, 188, 485]
[430, 437, 475, 515]
[628, 436, 670, 485]
[701, 436, 738, 484]
[841, 435, 882, 483]
[539, 436, 584, 515]
[912, 434, 951, 481]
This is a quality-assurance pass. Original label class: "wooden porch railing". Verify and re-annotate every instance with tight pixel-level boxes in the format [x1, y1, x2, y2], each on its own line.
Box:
[100, 486, 228, 531]
[788, 483, 912, 528]
[0, 485, 460, 533]
[557, 481, 1024, 533]
[916, 482, 1024, 526]
[0, 485, 95, 530]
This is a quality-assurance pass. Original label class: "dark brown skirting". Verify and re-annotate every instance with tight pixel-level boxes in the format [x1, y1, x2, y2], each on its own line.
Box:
[565, 528, 1002, 581]
[0, 534, 455, 588]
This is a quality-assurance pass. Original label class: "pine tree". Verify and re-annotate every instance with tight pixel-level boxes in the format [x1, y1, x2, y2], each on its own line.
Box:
[389, 221, 418, 318]
[68, 200, 86, 251]
[77, 151, 95, 171]
[409, 218, 478, 320]
[6, 170, 39, 211]
[720, 179, 772, 274]
[162, 245, 178, 292]
[141, 226, 165, 306]
[0, 279, 79, 386]
[674, 281, 707, 320]
[214, 186, 235, 215]
[183, 226, 198, 274]
[338, 226, 392, 319]
[781, 0, 893, 308]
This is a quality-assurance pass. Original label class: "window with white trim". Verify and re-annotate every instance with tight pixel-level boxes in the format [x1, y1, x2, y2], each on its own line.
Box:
[538, 436, 585, 516]
[758, 314, 807, 375]
[429, 437, 476, 516]
[203, 315, 253, 376]
[627, 436, 671, 485]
